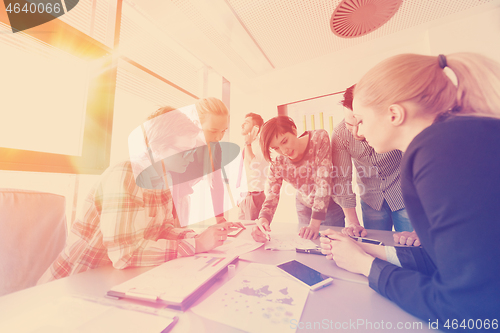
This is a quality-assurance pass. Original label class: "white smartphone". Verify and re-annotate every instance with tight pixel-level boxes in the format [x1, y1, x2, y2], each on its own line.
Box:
[277, 260, 333, 291]
[227, 226, 244, 237]
[349, 236, 384, 246]
[250, 125, 259, 137]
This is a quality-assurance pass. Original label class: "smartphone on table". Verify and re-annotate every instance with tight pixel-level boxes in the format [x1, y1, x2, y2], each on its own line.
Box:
[349, 236, 384, 246]
[227, 226, 244, 237]
[277, 260, 333, 291]
[320, 232, 384, 246]
[295, 247, 325, 256]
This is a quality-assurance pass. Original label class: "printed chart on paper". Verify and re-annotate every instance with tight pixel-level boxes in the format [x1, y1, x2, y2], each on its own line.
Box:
[192, 263, 309, 333]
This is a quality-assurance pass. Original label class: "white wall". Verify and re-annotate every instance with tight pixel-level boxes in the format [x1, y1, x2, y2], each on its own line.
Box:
[427, 6, 500, 62]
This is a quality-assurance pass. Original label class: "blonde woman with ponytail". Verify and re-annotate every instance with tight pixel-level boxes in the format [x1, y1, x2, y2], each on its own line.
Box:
[320, 53, 500, 328]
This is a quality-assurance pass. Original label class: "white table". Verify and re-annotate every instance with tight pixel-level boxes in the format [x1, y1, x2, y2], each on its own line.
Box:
[0, 224, 435, 332]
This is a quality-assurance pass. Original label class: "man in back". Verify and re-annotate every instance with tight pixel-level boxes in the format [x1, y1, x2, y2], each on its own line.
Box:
[237, 113, 268, 220]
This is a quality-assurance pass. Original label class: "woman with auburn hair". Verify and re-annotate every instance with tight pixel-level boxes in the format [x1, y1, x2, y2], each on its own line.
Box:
[252, 116, 345, 241]
[320, 53, 500, 328]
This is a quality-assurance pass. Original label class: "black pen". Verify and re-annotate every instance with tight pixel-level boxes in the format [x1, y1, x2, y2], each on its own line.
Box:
[318, 232, 331, 239]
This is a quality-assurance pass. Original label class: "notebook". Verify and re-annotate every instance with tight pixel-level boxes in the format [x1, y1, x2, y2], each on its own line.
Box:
[107, 255, 237, 310]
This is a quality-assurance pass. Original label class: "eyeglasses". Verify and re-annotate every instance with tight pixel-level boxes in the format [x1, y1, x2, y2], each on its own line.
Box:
[169, 147, 197, 159]
[182, 149, 196, 159]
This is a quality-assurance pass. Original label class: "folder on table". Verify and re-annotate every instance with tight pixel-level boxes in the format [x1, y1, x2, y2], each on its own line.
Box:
[107, 255, 237, 311]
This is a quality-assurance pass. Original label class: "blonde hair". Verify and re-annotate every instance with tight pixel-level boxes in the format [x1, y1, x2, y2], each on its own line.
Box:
[195, 97, 229, 122]
[355, 53, 500, 119]
[145, 108, 201, 159]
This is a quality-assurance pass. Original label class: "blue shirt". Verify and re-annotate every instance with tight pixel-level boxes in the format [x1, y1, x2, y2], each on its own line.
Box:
[369, 115, 500, 328]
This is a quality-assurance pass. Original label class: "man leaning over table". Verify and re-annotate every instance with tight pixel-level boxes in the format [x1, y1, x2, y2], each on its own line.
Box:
[331, 85, 419, 246]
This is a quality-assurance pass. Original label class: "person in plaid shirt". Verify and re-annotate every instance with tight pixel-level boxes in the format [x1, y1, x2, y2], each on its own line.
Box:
[38, 100, 240, 283]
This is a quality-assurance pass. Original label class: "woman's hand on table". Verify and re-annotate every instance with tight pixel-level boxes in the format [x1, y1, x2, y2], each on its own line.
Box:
[251, 218, 270, 243]
[342, 223, 368, 237]
[319, 229, 375, 276]
[393, 231, 420, 246]
[299, 218, 321, 240]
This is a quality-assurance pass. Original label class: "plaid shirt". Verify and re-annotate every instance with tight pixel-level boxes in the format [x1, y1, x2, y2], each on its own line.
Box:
[38, 161, 196, 283]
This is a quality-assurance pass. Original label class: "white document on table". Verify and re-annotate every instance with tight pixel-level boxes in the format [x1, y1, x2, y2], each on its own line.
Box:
[208, 236, 264, 257]
[265, 232, 317, 250]
[0, 296, 177, 333]
[192, 263, 310, 333]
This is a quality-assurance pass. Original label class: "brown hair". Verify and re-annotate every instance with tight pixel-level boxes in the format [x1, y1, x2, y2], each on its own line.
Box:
[259, 116, 297, 162]
[245, 112, 265, 133]
[354, 53, 500, 119]
[341, 85, 355, 111]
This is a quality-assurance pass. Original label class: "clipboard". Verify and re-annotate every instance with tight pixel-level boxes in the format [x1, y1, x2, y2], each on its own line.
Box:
[107, 255, 238, 311]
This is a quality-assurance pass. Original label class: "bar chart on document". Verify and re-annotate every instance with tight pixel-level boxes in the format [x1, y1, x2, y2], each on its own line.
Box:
[192, 263, 310, 333]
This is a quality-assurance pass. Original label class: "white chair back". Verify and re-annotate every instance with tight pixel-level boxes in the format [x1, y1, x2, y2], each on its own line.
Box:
[0, 189, 67, 296]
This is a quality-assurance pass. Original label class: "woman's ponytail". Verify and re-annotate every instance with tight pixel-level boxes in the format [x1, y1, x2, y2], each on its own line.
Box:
[446, 53, 500, 118]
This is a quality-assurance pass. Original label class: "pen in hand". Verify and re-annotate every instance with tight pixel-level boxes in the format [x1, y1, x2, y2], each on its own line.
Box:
[318, 232, 330, 239]
[256, 220, 271, 241]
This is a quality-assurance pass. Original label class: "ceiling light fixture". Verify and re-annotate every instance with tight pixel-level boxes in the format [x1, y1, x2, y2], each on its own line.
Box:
[330, 0, 403, 38]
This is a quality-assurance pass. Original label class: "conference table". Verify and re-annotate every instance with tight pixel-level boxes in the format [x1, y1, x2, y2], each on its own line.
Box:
[0, 223, 436, 332]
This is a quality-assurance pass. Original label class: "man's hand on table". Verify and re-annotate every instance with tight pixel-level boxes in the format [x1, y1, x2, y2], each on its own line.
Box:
[393, 231, 420, 246]
[342, 223, 368, 237]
